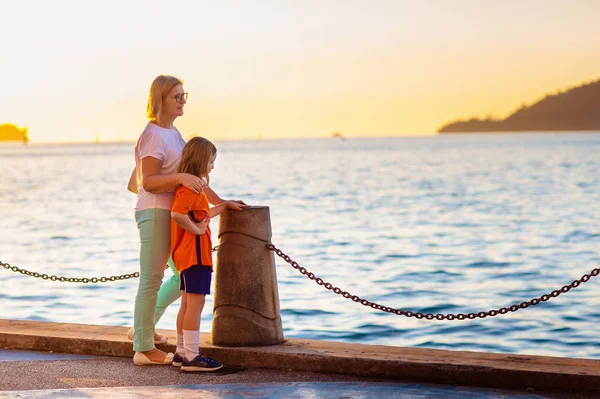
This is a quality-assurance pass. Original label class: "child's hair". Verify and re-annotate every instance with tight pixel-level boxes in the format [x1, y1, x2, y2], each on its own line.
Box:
[146, 75, 184, 121]
[178, 136, 217, 185]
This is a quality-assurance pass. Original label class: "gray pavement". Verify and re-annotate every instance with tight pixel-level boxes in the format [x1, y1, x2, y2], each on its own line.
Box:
[0, 349, 598, 398]
[0, 382, 551, 399]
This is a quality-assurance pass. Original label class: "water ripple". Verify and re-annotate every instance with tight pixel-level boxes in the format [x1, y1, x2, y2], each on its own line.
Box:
[2, 135, 600, 359]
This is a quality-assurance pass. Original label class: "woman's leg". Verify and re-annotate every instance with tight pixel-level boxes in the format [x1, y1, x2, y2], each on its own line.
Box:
[154, 257, 182, 324]
[133, 208, 171, 353]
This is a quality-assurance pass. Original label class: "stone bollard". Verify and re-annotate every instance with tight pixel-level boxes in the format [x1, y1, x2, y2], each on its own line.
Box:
[211, 206, 285, 346]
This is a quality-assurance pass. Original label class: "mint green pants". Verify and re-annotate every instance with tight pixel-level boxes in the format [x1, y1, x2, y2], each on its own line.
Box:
[133, 208, 182, 352]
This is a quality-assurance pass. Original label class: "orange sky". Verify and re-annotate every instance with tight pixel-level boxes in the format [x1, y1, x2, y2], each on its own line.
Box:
[1, 0, 599, 142]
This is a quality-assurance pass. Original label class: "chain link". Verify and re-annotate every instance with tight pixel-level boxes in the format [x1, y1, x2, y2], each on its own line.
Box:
[267, 244, 600, 320]
[1, 260, 139, 283]
[4, 242, 598, 314]
[0, 247, 219, 283]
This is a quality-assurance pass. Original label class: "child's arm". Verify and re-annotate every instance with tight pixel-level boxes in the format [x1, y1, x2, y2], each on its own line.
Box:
[204, 186, 249, 210]
[171, 212, 208, 235]
[209, 201, 247, 218]
[203, 186, 223, 204]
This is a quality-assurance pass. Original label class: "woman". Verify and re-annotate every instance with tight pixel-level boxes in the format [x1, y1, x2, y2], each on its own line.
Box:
[129, 75, 246, 365]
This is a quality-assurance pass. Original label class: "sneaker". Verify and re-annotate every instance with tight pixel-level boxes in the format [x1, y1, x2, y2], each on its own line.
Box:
[172, 352, 184, 367]
[180, 354, 223, 372]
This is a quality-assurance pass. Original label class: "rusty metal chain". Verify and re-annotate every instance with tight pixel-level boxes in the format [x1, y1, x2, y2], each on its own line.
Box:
[0, 247, 219, 283]
[0, 260, 139, 283]
[267, 243, 600, 321]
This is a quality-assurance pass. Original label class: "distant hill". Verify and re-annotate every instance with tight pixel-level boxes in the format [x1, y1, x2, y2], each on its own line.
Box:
[438, 79, 600, 133]
[0, 123, 29, 143]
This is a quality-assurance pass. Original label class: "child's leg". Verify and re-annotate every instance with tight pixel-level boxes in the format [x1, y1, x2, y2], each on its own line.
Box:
[175, 291, 187, 356]
[179, 267, 221, 371]
[182, 292, 206, 361]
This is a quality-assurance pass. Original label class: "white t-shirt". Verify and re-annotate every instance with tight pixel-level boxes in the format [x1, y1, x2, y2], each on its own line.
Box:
[134, 122, 186, 211]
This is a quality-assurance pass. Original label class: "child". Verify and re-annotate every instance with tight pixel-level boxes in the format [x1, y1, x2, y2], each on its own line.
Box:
[170, 136, 246, 372]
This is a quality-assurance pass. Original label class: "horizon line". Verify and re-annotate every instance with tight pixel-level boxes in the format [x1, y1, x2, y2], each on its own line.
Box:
[5, 130, 600, 146]
[8, 133, 439, 145]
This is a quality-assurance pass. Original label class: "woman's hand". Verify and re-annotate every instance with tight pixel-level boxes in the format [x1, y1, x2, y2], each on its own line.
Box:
[195, 216, 209, 235]
[178, 173, 207, 194]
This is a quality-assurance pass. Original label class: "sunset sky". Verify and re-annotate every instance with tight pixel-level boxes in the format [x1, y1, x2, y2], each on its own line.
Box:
[1, 0, 599, 143]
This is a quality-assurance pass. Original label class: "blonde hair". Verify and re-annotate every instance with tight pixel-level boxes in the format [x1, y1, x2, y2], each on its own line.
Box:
[146, 75, 184, 121]
[178, 137, 217, 185]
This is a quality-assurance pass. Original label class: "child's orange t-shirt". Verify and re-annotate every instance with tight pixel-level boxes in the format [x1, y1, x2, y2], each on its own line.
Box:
[170, 186, 213, 272]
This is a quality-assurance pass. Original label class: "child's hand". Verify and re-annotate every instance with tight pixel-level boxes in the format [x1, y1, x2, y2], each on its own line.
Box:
[195, 216, 209, 235]
[225, 200, 249, 211]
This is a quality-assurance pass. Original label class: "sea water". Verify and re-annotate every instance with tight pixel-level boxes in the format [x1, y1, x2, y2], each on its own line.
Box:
[0, 132, 599, 359]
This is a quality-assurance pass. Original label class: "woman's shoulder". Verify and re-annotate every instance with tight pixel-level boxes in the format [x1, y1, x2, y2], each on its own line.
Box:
[140, 123, 184, 144]
[141, 122, 165, 136]
[136, 122, 159, 142]
[135, 123, 167, 156]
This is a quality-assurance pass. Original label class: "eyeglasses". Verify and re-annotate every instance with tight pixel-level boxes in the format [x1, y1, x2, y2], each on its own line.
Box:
[174, 92, 188, 103]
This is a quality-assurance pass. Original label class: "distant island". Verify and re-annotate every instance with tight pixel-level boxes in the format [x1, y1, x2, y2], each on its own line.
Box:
[438, 78, 600, 133]
[0, 123, 29, 143]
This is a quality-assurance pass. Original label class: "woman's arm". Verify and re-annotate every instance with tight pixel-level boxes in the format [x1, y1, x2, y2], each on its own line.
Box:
[141, 156, 205, 194]
[127, 168, 138, 194]
[171, 212, 208, 235]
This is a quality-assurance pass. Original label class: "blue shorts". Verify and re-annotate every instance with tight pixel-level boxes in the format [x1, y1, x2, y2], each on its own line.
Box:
[179, 266, 212, 295]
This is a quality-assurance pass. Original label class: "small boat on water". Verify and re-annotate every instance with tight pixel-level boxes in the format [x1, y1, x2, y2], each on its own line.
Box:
[332, 131, 347, 141]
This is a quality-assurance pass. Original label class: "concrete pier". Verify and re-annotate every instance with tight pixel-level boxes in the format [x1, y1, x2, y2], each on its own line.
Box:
[1, 319, 600, 395]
